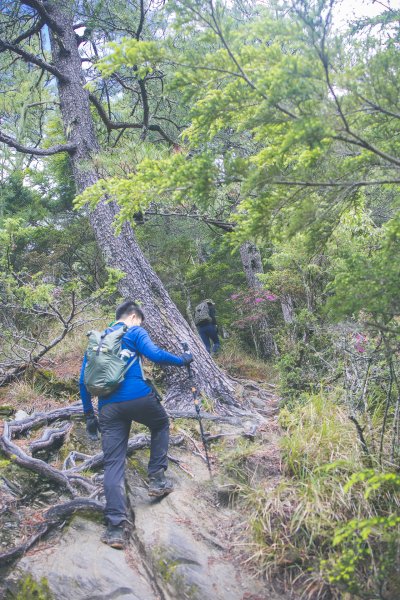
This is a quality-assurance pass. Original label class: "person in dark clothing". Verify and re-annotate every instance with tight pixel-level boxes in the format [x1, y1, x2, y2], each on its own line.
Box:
[195, 299, 221, 354]
[79, 300, 193, 549]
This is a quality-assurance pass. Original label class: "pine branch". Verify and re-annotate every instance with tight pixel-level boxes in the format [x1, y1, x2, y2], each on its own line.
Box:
[0, 130, 76, 156]
[144, 209, 235, 231]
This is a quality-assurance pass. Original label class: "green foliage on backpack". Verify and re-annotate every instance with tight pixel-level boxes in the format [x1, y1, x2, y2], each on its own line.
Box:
[84, 327, 135, 397]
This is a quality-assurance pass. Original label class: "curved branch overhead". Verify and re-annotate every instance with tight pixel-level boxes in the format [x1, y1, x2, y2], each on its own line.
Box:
[0, 130, 76, 156]
[0, 38, 68, 81]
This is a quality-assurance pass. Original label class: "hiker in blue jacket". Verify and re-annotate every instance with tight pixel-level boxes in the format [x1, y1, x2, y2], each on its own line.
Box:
[79, 300, 193, 549]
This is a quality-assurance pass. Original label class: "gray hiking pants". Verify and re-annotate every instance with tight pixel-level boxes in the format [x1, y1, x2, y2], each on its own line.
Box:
[99, 392, 169, 526]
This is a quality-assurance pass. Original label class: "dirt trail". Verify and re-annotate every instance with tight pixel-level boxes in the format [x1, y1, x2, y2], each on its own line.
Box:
[4, 443, 285, 600]
[0, 372, 289, 599]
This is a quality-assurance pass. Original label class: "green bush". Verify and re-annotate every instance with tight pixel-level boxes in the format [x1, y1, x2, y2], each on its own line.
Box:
[16, 576, 52, 600]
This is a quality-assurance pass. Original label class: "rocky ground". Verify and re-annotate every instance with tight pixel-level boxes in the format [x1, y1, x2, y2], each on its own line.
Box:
[0, 363, 290, 600]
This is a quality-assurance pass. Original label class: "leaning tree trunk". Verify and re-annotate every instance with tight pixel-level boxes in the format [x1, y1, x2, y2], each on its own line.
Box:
[47, 2, 239, 412]
[239, 242, 277, 358]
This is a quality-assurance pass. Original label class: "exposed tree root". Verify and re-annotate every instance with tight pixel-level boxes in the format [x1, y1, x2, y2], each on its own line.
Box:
[30, 422, 72, 454]
[168, 410, 261, 425]
[0, 399, 266, 569]
[63, 434, 185, 473]
[8, 405, 83, 436]
[0, 420, 77, 496]
[0, 498, 104, 566]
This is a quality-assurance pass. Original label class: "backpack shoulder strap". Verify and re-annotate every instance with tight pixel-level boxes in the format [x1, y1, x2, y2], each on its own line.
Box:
[120, 330, 145, 378]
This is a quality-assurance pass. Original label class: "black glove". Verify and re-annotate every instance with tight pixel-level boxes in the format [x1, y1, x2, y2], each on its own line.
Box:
[85, 412, 100, 441]
[181, 352, 193, 366]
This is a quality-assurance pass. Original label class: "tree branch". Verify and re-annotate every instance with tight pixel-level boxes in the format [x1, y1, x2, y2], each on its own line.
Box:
[0, 130, 76, 156]
[144, 209, 235, 231]
[136, 0, 145, 40]
[21, 0, 64, 34]
[12, 18, 44, 45]
[89, 93, 175, 145]
[138, 78, 149, 140]
[359, 94, 400, 121]
[207, 0, 296, 119]
[267, 178, 400, 188]
[0, 38, 68, 82]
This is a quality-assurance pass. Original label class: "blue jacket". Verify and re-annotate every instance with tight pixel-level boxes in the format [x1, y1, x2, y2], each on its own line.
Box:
[79, 322, 184, 414]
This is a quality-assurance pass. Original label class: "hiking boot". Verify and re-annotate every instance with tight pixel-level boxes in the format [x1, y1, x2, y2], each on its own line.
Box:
[148, 469, 174, 497]
[101, 524, 125, 549]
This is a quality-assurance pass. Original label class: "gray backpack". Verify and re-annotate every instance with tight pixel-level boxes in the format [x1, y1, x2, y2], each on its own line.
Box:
[83, 326, 138, 397]
[194, 301, 212, 325]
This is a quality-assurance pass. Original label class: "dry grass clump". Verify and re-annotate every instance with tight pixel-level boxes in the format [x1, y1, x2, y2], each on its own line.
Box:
[3, 379, 58, 413]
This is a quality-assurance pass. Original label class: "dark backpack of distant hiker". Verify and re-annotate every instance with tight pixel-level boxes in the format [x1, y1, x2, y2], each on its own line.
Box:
[194, 301, 213, 326]
[83, 326, 139, 397]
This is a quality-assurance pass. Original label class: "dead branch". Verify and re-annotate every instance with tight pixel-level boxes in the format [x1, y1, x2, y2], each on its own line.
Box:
[348, 415, 373, 467]
[167, 454, 194, 478]
[0, 39, 67, 81]
[177, 427, 205, 461]
[88, 93, 175, 145]
[0, 498, 104, 566]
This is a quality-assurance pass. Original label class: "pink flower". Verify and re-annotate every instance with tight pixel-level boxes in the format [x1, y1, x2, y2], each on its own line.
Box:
[265, 293, 278, 301]
[254, 298, 265, 303]
[354, 333, 367, 353]
[230, 293, 240, 300]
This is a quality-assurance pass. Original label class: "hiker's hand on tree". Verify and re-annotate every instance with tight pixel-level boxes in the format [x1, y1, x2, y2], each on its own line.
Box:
[181, 352, 193, 366]
[85, 412, 100, 441]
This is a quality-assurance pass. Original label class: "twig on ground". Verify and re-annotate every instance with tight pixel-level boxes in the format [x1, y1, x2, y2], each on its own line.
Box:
[167, 454, 194, 477]
[177, 427, 207, 463]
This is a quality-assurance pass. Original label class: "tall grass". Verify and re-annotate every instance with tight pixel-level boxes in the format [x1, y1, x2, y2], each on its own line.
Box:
[216, 336, 278, 382]
[222, 393, 400, 599]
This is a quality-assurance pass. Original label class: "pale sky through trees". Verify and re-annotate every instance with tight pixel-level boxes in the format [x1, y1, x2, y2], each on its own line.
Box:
[334, 0, 399, 26]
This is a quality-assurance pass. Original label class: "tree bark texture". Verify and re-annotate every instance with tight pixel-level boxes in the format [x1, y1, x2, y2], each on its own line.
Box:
[281, 293, 295, 324]
[47, 2, 239, 412]
[239, 242, 277, 358]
